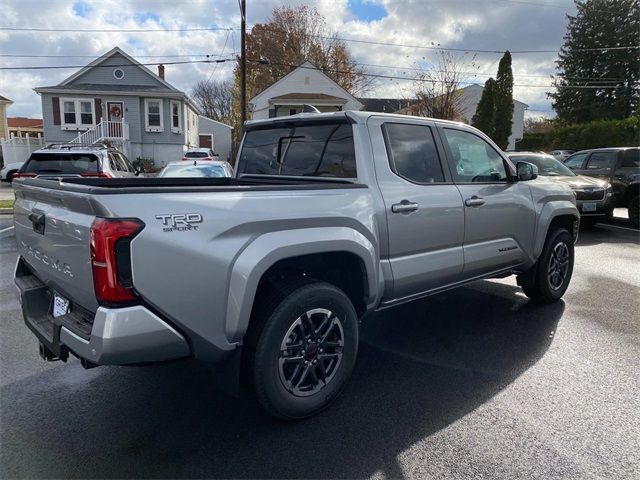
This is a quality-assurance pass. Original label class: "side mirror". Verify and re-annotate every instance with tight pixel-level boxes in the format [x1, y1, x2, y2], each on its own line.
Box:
[517, 161, 538, 181]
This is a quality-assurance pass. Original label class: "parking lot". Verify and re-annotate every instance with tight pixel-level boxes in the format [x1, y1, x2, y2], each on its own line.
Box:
[0, 182, 638, 479]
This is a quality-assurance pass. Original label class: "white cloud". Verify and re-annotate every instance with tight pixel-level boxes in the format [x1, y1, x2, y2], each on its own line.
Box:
[0, 0, 575, 118]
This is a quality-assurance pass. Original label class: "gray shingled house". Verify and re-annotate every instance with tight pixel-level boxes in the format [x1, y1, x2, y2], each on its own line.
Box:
[34, 47, 201, 166]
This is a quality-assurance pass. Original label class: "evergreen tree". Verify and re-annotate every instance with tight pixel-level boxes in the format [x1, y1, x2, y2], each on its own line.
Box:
[549, 0, 640, 123]
[493, 51, 514, 150]
[472, 78, 496, 136]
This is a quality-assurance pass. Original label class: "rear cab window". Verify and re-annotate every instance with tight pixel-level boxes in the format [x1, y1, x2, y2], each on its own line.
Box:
[185, 151, 209, 158]
[22, 152, 100, 174]
[238, 121, 356, 178]
[586, 151, 618, 170]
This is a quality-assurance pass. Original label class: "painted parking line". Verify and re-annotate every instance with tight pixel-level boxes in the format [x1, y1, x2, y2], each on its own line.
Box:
[600, 223, 639, 233]
[0, 225, 14, 234]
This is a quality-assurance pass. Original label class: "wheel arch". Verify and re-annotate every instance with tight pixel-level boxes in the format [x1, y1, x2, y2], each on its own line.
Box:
[534, 202, 579, 258]
[225, 227, 379, 343]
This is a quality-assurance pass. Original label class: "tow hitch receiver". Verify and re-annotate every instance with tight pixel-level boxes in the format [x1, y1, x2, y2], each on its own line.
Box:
[39, 342, 67, 362]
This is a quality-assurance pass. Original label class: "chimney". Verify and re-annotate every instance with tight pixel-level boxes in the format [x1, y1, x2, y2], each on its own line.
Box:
[158, 64, 165, 80]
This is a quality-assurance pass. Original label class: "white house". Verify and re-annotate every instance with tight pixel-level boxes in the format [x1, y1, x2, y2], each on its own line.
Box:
[198, 115, 233, 162]
[249, 61, 363, 119]
[456, 84, 528, 151]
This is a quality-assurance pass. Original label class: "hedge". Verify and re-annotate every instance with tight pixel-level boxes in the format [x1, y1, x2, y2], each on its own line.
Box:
[518, 117, 639, 152]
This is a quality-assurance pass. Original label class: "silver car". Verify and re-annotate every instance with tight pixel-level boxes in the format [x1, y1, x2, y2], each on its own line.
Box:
[14, 144, 139, 179]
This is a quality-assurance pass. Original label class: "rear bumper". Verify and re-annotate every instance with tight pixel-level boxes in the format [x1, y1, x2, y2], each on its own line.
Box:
[15, 259, 191, 365]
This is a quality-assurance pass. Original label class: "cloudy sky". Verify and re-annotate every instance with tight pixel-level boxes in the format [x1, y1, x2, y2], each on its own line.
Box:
[0, 0, 578, 119]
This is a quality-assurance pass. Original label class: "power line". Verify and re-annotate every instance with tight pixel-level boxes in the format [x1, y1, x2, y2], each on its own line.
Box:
[0, 26, 238, 33]
[247, 25, 640, 55]
[249, 60, 632, 89]
[0, 58, 235, 71]
[0, 53, 236, 58]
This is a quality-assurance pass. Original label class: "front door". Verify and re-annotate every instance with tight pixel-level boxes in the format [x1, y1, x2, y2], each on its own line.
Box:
[368, 117, 465, 301]
[439, 127, 536, 279]
[106, 101, 124, 137]
[574, 150, 619, 182]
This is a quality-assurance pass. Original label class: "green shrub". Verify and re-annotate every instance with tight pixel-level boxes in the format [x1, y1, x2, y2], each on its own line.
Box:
[519, 117, 640, 152]
[132, 157, 159, 173]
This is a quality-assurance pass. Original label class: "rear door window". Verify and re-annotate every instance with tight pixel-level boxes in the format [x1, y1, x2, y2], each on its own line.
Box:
[621, 149, 640, 168]
[22, 153, 99, 174]
[383, 123, 445, 184]
[239, 122, 356, 178]
[586, 151, 618, 170]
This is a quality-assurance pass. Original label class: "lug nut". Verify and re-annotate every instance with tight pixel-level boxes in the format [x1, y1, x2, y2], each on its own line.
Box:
[312, 360, 317, 364]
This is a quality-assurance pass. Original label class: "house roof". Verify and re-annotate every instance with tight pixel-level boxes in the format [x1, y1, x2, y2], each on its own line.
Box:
[270, 93, 348, 102]
[56, 46, 179, 92]
[357, 98, 418, 113]
[35, 84, 179, 93]
[8, 117, 43, 128]
[0, 95, 13, 104]
[250, 61, 363, 109]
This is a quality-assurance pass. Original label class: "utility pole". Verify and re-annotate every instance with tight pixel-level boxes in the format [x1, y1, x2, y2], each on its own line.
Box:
[240, 0, 247, 126]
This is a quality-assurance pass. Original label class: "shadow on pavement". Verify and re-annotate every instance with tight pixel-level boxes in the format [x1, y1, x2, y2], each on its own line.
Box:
[0, 280, 564, 479]
[576, 224, 639, 247]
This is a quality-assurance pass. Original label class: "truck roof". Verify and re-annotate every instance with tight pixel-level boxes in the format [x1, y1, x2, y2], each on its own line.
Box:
[244, 110, 470, 129]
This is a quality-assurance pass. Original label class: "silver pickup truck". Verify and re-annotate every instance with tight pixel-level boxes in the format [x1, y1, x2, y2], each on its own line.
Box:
[13, 111, 579, 419]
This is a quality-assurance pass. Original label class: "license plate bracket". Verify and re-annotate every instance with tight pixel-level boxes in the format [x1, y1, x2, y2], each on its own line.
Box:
[52, 293, 70, 318]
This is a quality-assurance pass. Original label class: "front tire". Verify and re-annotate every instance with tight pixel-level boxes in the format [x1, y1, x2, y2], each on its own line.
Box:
[518, 228, 574, 304]
[249, 281, 359, 420]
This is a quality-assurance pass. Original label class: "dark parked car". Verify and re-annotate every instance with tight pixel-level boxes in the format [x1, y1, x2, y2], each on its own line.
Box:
[563, 147, 640, 227]
[508, 152, 614, 226]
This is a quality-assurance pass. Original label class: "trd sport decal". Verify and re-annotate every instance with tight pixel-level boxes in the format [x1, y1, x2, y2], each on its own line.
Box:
[155, 213, 203, 232]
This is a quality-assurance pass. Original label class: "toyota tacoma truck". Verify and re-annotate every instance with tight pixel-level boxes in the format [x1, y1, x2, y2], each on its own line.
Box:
[13, 111, 579, 419]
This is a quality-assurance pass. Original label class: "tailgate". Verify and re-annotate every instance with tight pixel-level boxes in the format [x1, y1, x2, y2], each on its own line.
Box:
[13, 180, 100, 312]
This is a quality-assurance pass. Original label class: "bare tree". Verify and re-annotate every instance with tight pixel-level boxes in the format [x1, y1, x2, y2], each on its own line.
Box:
[191, 79, 233, 123]
[409, 52, 478, 121]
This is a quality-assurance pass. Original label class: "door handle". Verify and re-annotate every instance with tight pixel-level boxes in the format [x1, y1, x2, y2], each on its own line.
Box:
[392, 200, 419, 214]
[465, 196, 485, 207]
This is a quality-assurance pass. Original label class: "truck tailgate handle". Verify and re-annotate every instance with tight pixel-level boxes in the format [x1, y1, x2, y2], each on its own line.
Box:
[465, 196, 486, 207]
[392, 200, 419, 214]
[28, 211, 46, 235]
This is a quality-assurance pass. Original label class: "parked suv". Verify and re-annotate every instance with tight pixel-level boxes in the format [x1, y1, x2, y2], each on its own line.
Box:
[1, 160, 26, 183]
[563, 147, 640, 226]
[15, 144, 139, 179]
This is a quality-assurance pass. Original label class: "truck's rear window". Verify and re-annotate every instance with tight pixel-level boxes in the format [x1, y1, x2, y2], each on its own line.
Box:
[23, 153, 99, 174]
[239, 123, 356, 178]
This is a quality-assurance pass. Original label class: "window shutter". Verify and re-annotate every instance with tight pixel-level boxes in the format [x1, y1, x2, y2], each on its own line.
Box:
[52, 97, 60, 125]
[95, 98, 102, 122]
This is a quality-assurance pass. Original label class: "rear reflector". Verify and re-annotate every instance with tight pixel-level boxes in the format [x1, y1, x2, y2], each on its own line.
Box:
[90, 218, 144, 304]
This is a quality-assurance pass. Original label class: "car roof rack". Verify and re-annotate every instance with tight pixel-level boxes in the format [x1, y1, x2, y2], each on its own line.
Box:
[43, 142, 110, 150]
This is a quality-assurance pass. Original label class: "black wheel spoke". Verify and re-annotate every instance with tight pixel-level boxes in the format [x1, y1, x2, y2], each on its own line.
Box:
[278, 308, 345, 397]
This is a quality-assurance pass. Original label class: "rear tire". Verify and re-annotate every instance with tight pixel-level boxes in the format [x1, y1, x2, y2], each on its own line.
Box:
[517, 228, 574, 304]
[628, 195, 639, 228]
[248, 281, 359, 420]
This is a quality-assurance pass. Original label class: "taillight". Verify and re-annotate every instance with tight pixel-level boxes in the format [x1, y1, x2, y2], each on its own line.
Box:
[81, 172, 112, 178]
[181, 157, 188, 161]
[13, 173, 37, 179]
[90, 218, 144, 305]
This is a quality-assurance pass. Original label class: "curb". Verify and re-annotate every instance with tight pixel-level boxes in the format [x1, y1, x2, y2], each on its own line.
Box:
[0, 208, 14, 215]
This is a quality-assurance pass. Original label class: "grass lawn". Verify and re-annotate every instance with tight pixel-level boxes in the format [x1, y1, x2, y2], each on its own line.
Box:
[0, 199, 14, 209]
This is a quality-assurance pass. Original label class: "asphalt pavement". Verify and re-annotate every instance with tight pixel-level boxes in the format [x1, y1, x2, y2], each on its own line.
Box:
[0, 210, 638, 479]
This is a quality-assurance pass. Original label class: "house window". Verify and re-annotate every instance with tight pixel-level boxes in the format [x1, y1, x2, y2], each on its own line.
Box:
[61, 98, 95, 130]
[170, 101, 181, 132]
[113, 68, 125, 80]
[144, 98, 163, 132]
